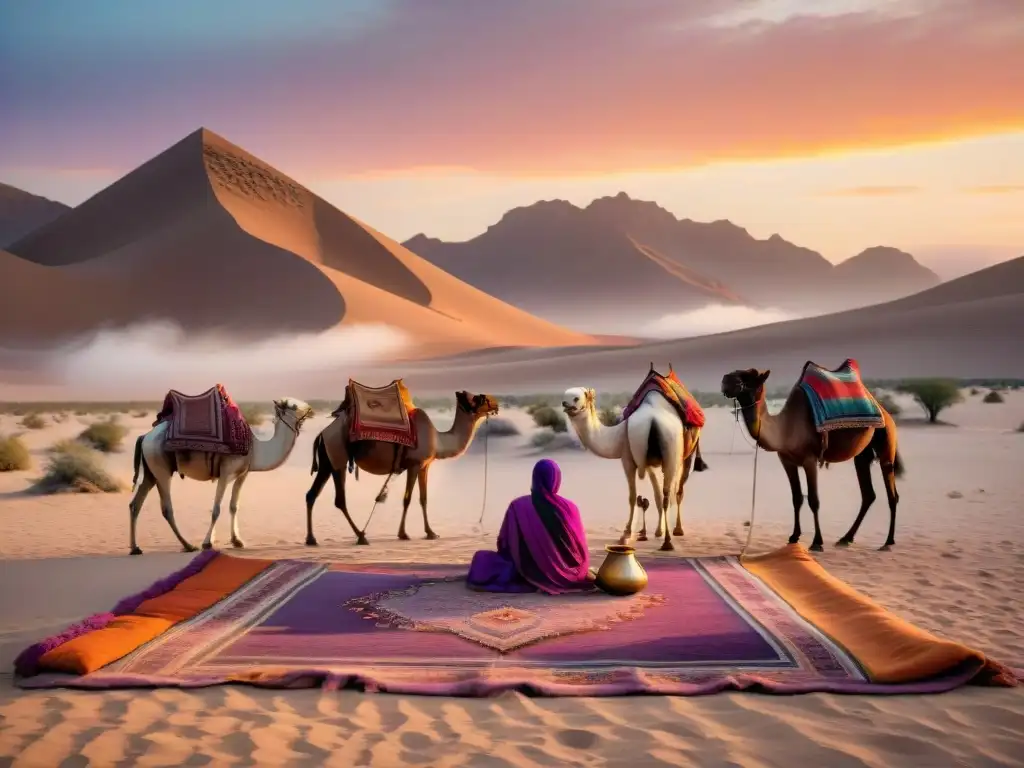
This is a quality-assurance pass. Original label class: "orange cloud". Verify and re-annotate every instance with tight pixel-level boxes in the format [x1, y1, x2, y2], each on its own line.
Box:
[821, 186, 922, 197]
[963, 185, 1024, 195]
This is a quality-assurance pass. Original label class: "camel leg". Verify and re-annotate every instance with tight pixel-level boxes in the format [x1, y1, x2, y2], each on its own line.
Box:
[836, 449, 876, 547]
[332, 469, 369, 545]
[228, 471, 249, 548]
[803, 462, 824, 552]
[620, 455, 638, 545]
[304, 463, 331, 547]
[155, 469, 197, 553]
[201, 473, 232, 550]
[649, 473, 664, 539]
[418, 466, 439, 540]
[128, 470, 156, 556]
[397, 469, 418, 540]
[673, 452, 694, 538]
[782, 458, 804, 545]
[878, 460, 899, 552]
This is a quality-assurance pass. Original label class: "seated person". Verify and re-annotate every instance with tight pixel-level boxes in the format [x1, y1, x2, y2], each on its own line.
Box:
[467, 458, 595, 594]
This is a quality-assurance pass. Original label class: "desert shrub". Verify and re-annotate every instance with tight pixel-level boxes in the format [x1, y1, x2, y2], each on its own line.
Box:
[598, 406, 622, 426]
[477, 417, 520, 438]
[0, 433, 31, 471]
[19, 412, 45, 430]
[530, 430, 556, 448]
[872, 391, 902, 417]
[53, 412, 69, 423]
[132, 410, 149, 419]
[970, 387, 980, 396]
[531, 406, 567, 433]
[982, 390, 1005, 404]
[896, 379, 963, 423]
[530, 431, 584, 452]
[32, 441, 122, 493]
[1017, 421, 1024, 433]
[240, 404, 266, 426]
[78, 417, 128, 452]
[524, 401, 552, 416]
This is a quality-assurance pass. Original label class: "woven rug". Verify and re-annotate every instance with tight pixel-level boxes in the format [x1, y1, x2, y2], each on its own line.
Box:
[345, 379, 417, 447]
[153, 384, 252, 455]
[798, 359, 884, 433]
[622, 368, 706, 428]
[14, 547, 1019, 696]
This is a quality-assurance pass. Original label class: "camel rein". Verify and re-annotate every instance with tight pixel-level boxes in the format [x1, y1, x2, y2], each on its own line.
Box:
[477, 415, 491, 526]
[732, 398, 762, 556]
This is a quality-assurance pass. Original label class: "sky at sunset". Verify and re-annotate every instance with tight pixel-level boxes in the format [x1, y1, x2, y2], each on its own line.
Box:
[2, 0, 1022, 277]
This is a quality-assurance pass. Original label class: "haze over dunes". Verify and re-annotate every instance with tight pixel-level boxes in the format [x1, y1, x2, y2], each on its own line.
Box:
[0, 129, 596, 358]
[405, 193, 940, 333]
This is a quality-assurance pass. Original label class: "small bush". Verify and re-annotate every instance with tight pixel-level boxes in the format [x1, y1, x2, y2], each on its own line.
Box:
[598, 406, 622, 426]
[240, 404, 266, 426]
[530, 430, 556, 448]
[132, 410, 149, 419]
[530, 431, 584, 452]
[982, 390, 1005, 404]
[970, 387, 980, 396]
[0, 433, 31, 471]
[896, 379, 963, 423]
[524, 401, 552, 416]
[1017, 421, 1024, 433]
[531, 406, 567, 433]
[477, 418, 520, 438]
[19, 412, 46, 430]
[78, 417, 128, 453]
[872, 391, 902, 417]
[32, 441, 122, 493]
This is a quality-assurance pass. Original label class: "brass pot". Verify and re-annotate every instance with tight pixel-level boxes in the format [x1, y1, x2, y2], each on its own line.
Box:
[595, 544, 648, 596]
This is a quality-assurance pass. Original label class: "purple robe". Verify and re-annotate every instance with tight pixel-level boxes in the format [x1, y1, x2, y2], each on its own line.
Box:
[466, 459, 592, 595]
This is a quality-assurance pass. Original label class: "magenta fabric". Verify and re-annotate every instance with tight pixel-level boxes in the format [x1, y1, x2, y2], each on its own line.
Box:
[467, 459, 592, 595]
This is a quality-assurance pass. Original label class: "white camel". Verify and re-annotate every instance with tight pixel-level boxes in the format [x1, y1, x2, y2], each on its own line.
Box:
[128, 398, 314, 555]
[562, 387, 704, 551]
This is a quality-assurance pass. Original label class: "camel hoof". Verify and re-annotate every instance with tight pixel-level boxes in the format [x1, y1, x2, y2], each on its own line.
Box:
[356, 536, 370, 546]
[788, 535, 801, 545]
[878, 543, 893, 552]
[658, 541, 675, 552]
[835, 538, 853, 548]
[425, 532, 440, 541]
[201, 542, 214, 551]
[397, 532, 410, 541]
[810, 543, 824, 553]
[618, 535, 631, 546]
[636, 532, 648, 542]
[673, 526, 684, 537]
[183, 544, 199, 553]
[305, 536, 319, 547]
[231, 539, 245, 549]
[130, 547, 143, 556]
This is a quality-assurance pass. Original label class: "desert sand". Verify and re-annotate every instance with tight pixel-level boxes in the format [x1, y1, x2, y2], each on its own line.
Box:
[1, 391, 1022, 766]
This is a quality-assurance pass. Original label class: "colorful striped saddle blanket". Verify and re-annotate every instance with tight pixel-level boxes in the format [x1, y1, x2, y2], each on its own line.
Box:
[623, 367, 705, 428]
[798, 359, 883, 433]
[336, 378, 418, 448]
[153, 384, 252, 456]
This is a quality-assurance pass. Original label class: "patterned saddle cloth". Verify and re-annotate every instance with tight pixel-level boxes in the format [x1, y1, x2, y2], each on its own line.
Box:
[798, 359, 883, 433]
[335, 378, 418, 448]
[154, 384, 253, 455]
[622, 367, 705, 428]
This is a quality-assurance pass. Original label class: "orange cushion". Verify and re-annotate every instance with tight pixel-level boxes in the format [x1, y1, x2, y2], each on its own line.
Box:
[38, 616, 174, 675]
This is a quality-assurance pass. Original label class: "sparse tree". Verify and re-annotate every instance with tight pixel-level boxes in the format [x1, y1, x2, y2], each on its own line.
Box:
[896, 379, 963, 423]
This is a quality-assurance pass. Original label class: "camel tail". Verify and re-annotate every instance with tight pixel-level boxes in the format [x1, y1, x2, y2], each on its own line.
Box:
[131, 435, 144, 489]
[627, 405, 655, 477]
[310, 434, 322, 475]
[693, 439, 708, 472]
[894, 450, 906, 478]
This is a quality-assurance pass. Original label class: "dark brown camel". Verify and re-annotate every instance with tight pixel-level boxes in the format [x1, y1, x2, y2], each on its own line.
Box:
[720, 368, 904, 552]
[305, 391, 499, 545]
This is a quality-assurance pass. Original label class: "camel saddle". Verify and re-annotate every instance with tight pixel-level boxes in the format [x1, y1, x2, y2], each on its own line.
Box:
[798, 359, 884, 434]
[622, 365, 706, 428]
[153, 384, 253, 456]
[333, 378, 418, 448]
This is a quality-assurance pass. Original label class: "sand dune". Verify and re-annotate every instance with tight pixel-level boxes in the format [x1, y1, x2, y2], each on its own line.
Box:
[0, 183, 69, 247]
[359, 258, 1024, 394]
[2, 129, 596, 358]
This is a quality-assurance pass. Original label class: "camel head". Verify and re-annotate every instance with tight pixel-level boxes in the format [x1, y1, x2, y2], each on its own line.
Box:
[455, 391, 500, 420]
[720, 369, 771, 400]
[272, 397, 315, 430]
[561, 387, 596, 420]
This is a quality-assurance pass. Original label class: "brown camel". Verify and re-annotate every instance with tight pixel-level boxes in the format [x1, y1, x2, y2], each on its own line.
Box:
[305, 390, 500, 545]
[720, 368, 904, 552]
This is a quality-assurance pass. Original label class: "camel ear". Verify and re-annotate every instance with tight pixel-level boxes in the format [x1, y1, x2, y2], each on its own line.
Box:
[756, 369, 771, 384]
[585, 388, 596, 404]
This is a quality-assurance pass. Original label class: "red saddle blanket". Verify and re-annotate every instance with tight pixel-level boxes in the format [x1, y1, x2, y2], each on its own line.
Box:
[340, 379, 418, 448]
[154, 384, 253, 455]
[622, 368, 706, 428]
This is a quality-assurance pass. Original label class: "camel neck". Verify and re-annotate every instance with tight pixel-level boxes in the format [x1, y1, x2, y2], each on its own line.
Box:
[250, 418, 299, 471]
[571, 410, 627, 459]
[436, 410, 482, 460]
[737, 391, 781, 452]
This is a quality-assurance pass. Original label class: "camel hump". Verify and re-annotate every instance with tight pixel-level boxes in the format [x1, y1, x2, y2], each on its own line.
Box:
[159, 384, 252, 456]
[345, 378, 418, 448]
